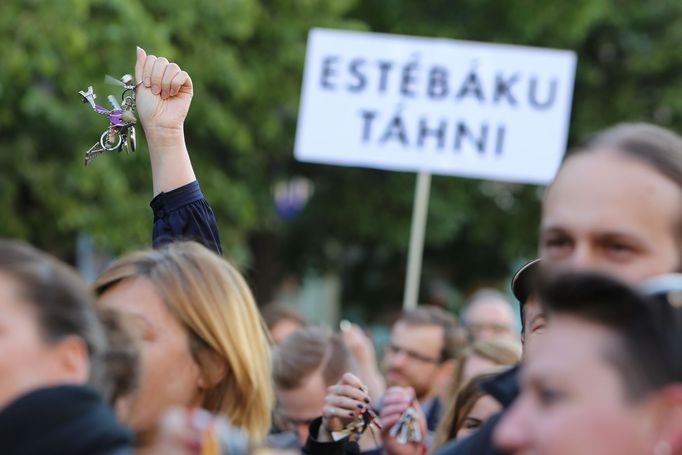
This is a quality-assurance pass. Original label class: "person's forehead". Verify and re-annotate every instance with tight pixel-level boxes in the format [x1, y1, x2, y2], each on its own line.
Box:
[522, 297, 543, 321]
[393, 320, 444, 338]
[523, 316, 611, 379]
[469, 394, 502, 419]
[0, 273, 21, 306]
[98, 277, 167, 328]
[0, 272, 40, 322]
[270, 319, 303, 344]
[462, 354, 498, 382]
[467, 299, 514, 322]
[391, 321, 444, 350]
[276, 370, 327, 418]
[543, 152, 681, 235]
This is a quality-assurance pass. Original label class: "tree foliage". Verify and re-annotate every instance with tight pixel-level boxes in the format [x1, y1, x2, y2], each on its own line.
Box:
[3, 0, 682, 314]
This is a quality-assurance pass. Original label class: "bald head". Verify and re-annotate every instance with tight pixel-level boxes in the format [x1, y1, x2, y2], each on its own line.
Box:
[463, 289, 517, 341]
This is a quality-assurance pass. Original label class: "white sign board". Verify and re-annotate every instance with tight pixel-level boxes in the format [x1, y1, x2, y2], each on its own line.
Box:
[295, 28, 577, 184]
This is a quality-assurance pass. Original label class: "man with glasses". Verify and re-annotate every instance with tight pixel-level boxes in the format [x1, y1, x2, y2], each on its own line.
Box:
[382, 305, 466, 432]
[461, 289, 518, 342]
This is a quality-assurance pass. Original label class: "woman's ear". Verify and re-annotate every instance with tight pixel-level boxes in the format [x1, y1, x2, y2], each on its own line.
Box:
[196, 349, 228, 390]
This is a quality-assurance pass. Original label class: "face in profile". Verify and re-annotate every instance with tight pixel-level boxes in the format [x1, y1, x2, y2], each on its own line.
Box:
[456, 394, 501, 440]
[275, 370, 327, 446]
[464, 299, 517, 342]
[0, 272, 90, 410]
[98, 276, 203, 438]
[0, 273, 63, 409]
[540, 150, 681, 282]
[520, 295, 546, 359]
[494, 315, 658, 455]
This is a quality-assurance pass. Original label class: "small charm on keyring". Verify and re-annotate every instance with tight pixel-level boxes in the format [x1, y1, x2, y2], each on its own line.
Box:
[389, 404, 423, 444]
[331, 407, 382, 442]
[79, 74, 142, 165]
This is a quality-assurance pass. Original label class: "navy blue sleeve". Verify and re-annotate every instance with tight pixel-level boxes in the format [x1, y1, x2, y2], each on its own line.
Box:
[302, 417, 369, 455]
[150, 181, 222, 255]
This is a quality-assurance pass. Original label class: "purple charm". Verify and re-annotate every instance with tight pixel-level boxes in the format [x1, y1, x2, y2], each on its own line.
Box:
[79, 74, 140, 165]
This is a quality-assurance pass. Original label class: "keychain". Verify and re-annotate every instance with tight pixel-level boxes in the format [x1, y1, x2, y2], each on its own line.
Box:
[331, 406, 382, 442]
[79, 74, 141, 165]
[331, 384, 382, 442]
[388, 403, 423, 444]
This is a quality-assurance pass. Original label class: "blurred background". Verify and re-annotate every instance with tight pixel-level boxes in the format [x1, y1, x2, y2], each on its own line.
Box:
[2, 0, 681, 328]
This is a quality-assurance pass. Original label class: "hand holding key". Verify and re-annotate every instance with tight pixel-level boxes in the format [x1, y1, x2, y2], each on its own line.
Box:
[381, 387, 427, 455]
[134, 47, 193, 135]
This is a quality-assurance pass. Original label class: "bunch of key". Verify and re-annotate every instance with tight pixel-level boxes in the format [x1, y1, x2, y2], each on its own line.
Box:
[79, 74, 141, 165]
[331, 384, 382, 442]
[389, 406, 422, 444]
[332, 406, 382, 442]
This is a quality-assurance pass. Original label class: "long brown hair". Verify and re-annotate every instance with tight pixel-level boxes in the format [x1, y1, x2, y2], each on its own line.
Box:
[443, 338, 520, 406]
[432, 338, 520, 449]
[441, 370, 506, 447]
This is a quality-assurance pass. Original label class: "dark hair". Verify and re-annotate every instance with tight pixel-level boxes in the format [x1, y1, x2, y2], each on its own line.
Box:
[511, 259, 541, 332]
[0, 239, 107, 384]
[399, 305, 467, 362]
[573, 122, 682, 246]
[579, 123, 682, 189]
[539, 271, 682, 400]
[260, 302, 307, 332]
[272, 325, 353, 390]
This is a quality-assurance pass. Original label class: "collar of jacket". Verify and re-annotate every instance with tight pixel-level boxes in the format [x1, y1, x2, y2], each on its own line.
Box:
[0, 384, 134, 455]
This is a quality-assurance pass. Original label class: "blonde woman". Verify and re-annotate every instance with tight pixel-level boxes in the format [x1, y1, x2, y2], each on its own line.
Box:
[94, 241, 272, 453]
[104, 48, 272, 452]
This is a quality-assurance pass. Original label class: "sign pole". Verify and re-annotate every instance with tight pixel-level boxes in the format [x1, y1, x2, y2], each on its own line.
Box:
[403, 171, 431, 310]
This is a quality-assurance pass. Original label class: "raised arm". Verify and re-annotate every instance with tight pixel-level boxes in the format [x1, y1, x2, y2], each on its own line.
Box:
[135, 47, 222, 254]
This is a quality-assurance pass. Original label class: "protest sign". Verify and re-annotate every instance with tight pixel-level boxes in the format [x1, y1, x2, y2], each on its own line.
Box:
[295, 28, 577, 184]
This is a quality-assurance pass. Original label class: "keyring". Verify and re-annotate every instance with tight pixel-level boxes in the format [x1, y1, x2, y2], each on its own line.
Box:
[79, 73, 138, 165]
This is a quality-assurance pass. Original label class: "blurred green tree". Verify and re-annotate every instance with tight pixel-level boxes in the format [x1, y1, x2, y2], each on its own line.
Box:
[2, 0, 682, 316]
[0, 0, 360, 262]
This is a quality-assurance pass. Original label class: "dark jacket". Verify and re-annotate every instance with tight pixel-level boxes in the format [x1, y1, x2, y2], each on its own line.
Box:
[431, 364, 520, 455]
[0, 385, 134, 455]
[423, 396, 444, 433]
[151, 180, 222, 255]
[302, 417, 382, 455]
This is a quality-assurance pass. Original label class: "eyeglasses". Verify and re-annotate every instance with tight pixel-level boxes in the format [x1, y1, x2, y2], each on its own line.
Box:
[384, 342, 443, 364]
[466, 322, 513, 336]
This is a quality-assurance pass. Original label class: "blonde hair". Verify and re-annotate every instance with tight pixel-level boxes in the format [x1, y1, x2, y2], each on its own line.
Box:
[93, 241, 272, 441]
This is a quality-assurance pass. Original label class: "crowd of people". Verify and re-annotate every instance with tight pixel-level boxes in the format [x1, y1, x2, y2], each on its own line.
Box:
[4, 47, 682, 455]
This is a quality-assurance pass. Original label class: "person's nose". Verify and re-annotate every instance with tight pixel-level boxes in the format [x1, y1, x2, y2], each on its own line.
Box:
[493, 398, 532, 452]
[565, 242, 598, 272]
[389, 348, 410, 368]
[476, 327, 497, 340]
